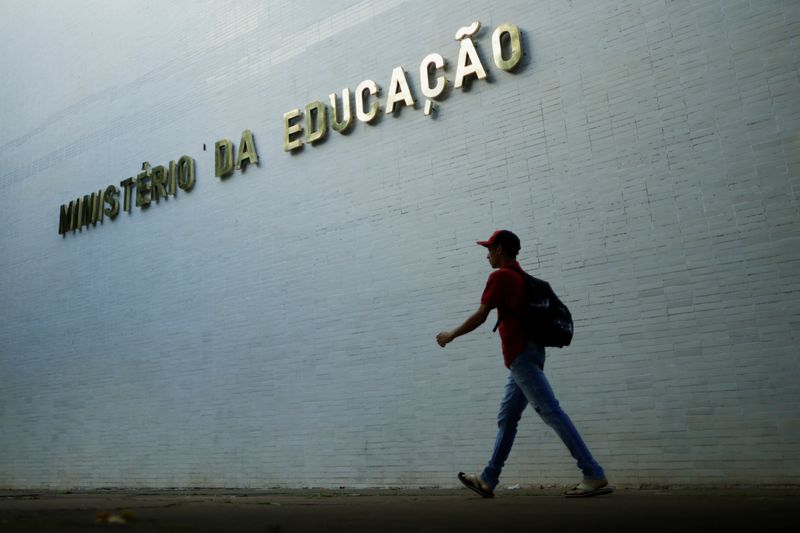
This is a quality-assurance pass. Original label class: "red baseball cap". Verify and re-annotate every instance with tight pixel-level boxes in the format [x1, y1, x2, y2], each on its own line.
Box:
[477, 230, 520, 252]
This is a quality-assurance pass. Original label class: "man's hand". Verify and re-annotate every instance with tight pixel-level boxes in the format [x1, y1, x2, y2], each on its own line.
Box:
[436, 304, 491, 348]
[436, 331, 454, 347]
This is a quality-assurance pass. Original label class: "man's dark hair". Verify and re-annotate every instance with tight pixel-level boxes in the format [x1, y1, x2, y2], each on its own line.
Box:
[491, 230, 521, 257]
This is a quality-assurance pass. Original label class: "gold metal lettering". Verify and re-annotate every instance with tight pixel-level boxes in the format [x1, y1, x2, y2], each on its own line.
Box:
[58, 203, 68, 235]
[385, 67, 415, 115]
[492, 23, 522, 71]
[93, 190, 103, 225]
[305, 102, 328, 144]
[215, 139, 234, 177]
[355, 80, 380, 123]
[454, 22, 487, 89]
[81, 194, 91, 228]
[104, 185, 119, 219]
[81, 194, 93, 229]
[70, 197, 79, 232]
[283, 109, 303, 152]
[420, 53, 447, 99]
[168, 161, 177, 196]
[151, 165, 168, 202]
[87, 192, 95, 226]
[120, 178, 135, 213]
[455, 21, 481, 41]
[87, 193, 98, 226]
[177, 156, 195, 191]
[59, 201, 75, 235]
[68, 200, 76, 233]
[236, 129, 259, 169]
[136, 163, 152, 209]
[76, 198, 86, 231]
[329, 88, 353, 133]
[420, 53, 447, 116]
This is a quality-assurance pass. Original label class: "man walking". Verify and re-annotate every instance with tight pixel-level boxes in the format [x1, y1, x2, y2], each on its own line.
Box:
[436, 230, 611, 498]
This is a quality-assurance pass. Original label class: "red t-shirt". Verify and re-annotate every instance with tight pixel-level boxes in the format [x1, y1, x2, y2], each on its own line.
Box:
[480, 261, 528, 368]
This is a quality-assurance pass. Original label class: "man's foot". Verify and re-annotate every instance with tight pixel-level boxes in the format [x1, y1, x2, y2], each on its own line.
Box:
[457, 472, 494, 498]
[564, 478, 613, 498]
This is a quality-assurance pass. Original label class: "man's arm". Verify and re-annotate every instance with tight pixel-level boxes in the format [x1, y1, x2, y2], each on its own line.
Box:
[436, 304, 492, 347]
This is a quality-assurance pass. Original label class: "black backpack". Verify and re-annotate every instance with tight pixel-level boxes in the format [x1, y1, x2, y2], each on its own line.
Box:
[493, 271, 574, 348]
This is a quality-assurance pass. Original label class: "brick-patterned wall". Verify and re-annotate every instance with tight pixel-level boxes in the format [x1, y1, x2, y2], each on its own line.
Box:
[1, 0, 798, 489]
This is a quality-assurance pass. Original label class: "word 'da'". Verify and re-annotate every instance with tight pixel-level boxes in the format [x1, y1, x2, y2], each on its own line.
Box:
[214, 130, 259, 178]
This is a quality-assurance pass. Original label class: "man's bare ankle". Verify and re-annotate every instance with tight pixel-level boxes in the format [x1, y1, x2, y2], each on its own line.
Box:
[583, 478, 608, 489]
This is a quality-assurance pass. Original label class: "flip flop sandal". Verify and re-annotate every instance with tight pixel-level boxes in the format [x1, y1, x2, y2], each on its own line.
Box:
[458, 472, 494, 499]
[564, 482, 614, 498]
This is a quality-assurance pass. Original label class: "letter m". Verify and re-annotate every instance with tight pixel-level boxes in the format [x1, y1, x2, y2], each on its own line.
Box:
[59, 201, 75, 235]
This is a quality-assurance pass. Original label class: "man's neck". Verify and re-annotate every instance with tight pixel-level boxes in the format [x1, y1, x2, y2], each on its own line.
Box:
[497, 258, 518, 269]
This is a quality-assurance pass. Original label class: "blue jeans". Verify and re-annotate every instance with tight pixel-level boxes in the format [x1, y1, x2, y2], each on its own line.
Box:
[481, 340, 605, 489]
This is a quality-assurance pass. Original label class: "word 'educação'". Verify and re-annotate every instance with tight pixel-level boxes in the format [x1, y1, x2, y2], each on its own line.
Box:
[283, 22, 523, 152]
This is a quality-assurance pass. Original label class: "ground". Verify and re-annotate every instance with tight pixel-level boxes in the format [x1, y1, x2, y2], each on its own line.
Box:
[1, 487, 798, 532]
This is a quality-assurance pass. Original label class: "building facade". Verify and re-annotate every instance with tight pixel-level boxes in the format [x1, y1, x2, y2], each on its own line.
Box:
[1, 0, 799, 489]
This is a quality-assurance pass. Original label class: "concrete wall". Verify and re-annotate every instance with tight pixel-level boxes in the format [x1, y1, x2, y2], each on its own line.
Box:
[1, 0, 798, 489]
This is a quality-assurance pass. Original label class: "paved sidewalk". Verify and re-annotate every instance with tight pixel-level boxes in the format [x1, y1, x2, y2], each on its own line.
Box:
[1, 487, 798, 532]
